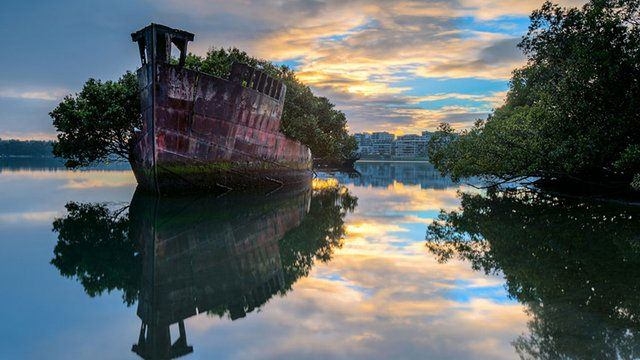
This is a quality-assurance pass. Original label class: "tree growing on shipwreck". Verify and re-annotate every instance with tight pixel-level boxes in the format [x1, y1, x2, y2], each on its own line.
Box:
[50, 46, 357, 169]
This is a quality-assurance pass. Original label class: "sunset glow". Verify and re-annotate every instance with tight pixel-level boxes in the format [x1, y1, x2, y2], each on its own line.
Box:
[1, 0, 586, 138]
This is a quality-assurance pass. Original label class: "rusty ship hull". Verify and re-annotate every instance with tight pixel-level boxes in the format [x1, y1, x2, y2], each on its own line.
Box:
[130, 24, 312, 195]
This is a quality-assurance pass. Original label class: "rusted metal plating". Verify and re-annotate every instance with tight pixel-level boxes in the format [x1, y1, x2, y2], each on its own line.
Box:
[131, 23, 194, 66]
[129, 24, 312, 194]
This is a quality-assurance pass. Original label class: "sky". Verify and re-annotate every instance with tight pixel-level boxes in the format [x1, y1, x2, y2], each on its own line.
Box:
[0, 0, 586, 140]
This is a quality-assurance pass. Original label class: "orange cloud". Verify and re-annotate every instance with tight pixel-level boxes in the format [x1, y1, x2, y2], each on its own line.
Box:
[0, 87, 69, 101]
[146, 0, 587, 134]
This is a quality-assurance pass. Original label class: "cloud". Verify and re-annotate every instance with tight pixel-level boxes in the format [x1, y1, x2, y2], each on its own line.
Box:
[342, 105, 490, 134]
[410, 92, 503, 103]
[412, 36, 525, 80]
[459, 0, 587, 20]
[4, 0, 590, 138]
[140, 0, 541, 134]
[0, 88, 68, 101]
[0, 211, 59, 224]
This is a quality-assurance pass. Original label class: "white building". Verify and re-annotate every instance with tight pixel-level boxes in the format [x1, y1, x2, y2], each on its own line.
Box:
[355, 131, 433, 158]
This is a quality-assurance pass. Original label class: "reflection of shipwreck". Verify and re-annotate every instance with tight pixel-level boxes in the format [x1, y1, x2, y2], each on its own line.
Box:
[130, 24, 312, 194]
[130, 185, 311, 359]
[50, 178, 355, 359]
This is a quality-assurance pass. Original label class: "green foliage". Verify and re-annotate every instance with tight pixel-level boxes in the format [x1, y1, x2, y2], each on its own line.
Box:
[184, 47, 358, 161]
[51, 202, 140, 305]
[429, 0, 640, 190]
[51, 47, 356, 167]
[50, 72, 140, 168]
[0, 139, 54, 157]
[426, 189, 640, 358]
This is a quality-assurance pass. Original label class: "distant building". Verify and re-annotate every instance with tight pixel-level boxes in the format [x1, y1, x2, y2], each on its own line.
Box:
[420, 131, 433, 157]
[354, 133, 373, 156]
[354, 130, 433, 159]
[421, 131, 433, 142]
[394, 134, 427, 159]
[370, 132, 395, 157]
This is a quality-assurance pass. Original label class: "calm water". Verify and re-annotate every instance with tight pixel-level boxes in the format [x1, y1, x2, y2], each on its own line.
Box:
[1, 160, 638, 359]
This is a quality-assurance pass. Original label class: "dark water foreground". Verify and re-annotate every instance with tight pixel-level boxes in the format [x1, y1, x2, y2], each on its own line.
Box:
[0, 160, 638, 359]
[52, 181, 355, 359]
[426, 188, 640, 359]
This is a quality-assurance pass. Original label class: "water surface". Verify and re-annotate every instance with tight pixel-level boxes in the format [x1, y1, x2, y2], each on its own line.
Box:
[1, 160, 637, 359]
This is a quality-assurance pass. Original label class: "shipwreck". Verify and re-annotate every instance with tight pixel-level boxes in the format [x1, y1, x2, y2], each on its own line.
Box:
[130, 24, 313, 194]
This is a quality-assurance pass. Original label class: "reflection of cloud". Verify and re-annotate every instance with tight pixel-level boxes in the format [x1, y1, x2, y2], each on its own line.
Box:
[62, 178, 135, 189]
[0, 166, 529, 358]
[0, 132, 58, 141]
[0, 170, 136, 190]
[351, 182, 473, 213]
[347, 222, 409, 236]
[186, 230, 528, 359]
[0, 170, 136, 229]
[180, 172, 526, 359]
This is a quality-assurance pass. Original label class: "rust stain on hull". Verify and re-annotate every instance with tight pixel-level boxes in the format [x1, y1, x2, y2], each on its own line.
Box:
[130, 24, 312, 194]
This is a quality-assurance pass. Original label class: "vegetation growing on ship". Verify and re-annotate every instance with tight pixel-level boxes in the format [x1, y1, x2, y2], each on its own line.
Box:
[50, 72, 140, 168]
[49, 48, 356, 168]
[183, 48, 357, 162]
[425, 188, 640, 358]
[428, 0, 640, 191]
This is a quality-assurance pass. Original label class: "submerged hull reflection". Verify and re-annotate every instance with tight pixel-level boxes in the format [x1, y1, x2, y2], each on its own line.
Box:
[51, 179, 356, 359]
[130, 185, 311, 358]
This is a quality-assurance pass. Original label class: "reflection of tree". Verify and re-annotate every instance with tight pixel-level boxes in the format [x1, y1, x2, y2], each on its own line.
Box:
[426, 189, 640, 359]
[51, 179, 356, 359]
[278, 180, 357, 292]
[51, 202, 140, 305]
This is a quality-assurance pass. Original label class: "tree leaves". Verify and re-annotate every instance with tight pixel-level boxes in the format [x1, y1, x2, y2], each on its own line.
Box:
[51, 47, 357, 168]
[428, 0, 640, 190]
[50, 72, 140, 168]
[185, 48, 358, 161]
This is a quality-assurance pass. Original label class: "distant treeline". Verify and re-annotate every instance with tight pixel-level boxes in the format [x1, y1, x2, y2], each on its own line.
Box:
[0, 139, 54, 158]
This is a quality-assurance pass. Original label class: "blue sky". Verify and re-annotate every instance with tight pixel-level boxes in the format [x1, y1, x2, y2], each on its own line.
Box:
[0, 0, 585, 139]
